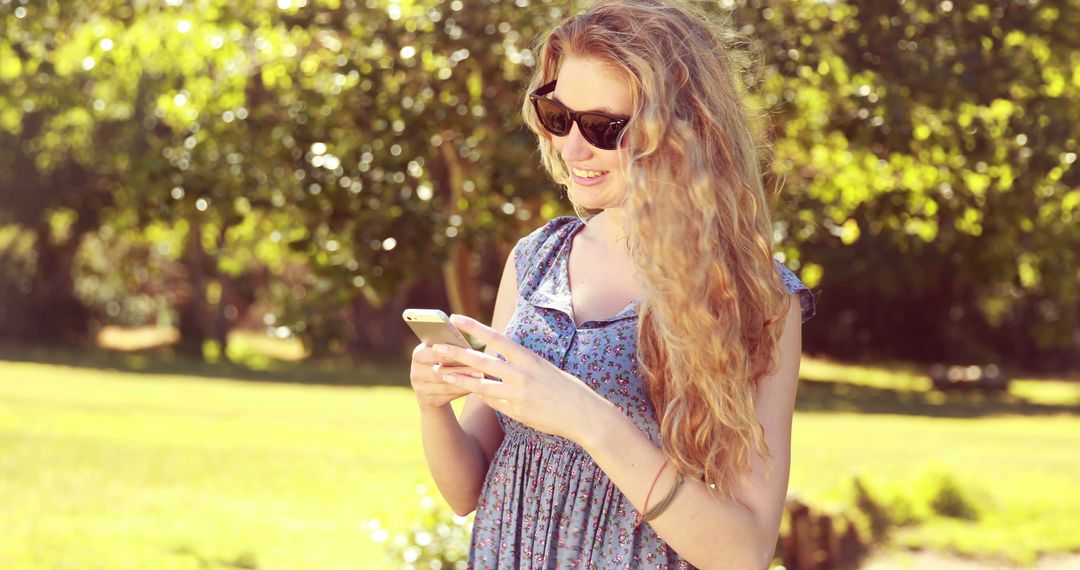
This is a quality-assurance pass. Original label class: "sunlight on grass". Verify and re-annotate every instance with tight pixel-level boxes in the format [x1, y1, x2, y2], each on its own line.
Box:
[801, 356, 932, 391]
[98, 325, 309, 366]
[0, 354, 1077, 568]
[801, 355, 1080, 407]
[1010, 379, 1080, 407]
[226, 330, 308, 363]
[0, 360, 427, 569]
[788, 411, 1080, 565]
[96, 325, 181, 351]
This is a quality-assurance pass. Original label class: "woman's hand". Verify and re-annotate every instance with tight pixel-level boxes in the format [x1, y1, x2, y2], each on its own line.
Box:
[409, 342, 487, 410]
[431, 314, 615, 443]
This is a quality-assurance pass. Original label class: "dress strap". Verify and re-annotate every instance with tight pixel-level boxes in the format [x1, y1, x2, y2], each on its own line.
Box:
[773, 259, 816, 323]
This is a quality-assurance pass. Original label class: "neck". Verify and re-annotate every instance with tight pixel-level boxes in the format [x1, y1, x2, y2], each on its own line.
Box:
[587, 208, 630, 251]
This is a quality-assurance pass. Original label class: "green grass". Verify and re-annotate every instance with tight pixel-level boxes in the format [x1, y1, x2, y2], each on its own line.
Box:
[788, 413, 1080, 565]
[0, 358, 423, 569]
[0, 348, 1078, 568]
[793, 357, 1080, 566]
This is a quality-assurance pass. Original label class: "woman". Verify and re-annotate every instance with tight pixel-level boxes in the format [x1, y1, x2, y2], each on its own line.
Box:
[410, 0, 816, 567]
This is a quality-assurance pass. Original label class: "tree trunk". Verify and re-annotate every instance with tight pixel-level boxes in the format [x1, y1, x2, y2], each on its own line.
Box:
[26, 224, 90, 343]
[177, 216, 209, 358]
[438, 133, 482, 319]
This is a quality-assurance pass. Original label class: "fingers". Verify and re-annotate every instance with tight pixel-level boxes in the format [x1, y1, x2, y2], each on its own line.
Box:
[432, 342, 518, 381]
[411, 361, 478, 408]
[431, 362, 485, 381]
[443, 372, 512, 405]
[411, 344, 487, 396]
[448, 314, 536, 364]
[412, 343, 448, 365]
[412, 342, 477, 368]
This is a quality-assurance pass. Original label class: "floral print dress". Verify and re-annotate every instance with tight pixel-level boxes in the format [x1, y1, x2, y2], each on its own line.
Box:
[467, 216, 816, 569]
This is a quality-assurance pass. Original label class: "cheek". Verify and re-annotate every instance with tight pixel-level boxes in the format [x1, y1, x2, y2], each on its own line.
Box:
[600, 150, 626, 173]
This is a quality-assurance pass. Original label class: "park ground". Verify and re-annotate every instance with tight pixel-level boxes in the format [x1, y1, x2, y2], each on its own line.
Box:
[0, 328, 1077, 569]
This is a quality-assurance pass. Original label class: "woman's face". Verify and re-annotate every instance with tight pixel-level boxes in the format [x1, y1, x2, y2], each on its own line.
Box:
[549, 56, 633, 210]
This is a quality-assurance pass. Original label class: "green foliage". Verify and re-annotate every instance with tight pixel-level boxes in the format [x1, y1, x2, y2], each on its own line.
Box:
[381, 486, 473, 569]
[748, 0, 1080, 369]
[1, 0, 1077, 369]
[851, 474, 893, 542]
[73, 222, 178, 327]
[1, 0, 572, 350]
[926, 471, 981, 521]
[846, 465, 986, 545]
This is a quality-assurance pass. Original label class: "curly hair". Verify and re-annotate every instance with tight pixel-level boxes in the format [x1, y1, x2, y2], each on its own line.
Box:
[521, 0, 795, 499]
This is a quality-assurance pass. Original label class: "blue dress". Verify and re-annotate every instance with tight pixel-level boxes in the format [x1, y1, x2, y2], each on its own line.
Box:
[468, 216, 815, 569]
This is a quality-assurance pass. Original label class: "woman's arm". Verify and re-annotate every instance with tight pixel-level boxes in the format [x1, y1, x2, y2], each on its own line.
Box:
[434, 289, 804, 567]
[418, 252, 514, 516]
[577, 292, 804, 570]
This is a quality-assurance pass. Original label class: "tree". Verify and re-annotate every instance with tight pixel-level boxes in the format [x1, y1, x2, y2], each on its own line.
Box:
[736, 0, 1079, 370]
[2, 0, 1076, 371]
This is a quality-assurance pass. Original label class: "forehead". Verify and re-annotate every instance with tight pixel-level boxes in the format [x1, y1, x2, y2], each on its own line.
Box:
[552, 56, 633, 116]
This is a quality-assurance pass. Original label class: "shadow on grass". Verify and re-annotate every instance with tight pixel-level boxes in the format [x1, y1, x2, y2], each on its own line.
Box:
[4, 342, 1078, 417]
[0, 342, 411, 388]
[796, 378, 1080, 418]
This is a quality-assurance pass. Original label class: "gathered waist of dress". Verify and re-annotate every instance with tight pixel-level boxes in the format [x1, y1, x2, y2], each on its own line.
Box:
[502, 424, 587, 452]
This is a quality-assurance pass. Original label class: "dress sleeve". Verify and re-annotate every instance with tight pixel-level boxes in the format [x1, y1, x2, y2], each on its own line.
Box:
[510, 235, 531, 294]
[510, 217, 576, 295]
[773, 259, 816, 324]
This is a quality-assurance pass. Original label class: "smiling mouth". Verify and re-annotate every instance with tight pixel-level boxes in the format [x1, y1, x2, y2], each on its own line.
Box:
[571, 167, 609, 178]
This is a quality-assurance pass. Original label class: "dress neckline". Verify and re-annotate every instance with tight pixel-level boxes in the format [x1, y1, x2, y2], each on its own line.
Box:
[562, 216, 644, 328]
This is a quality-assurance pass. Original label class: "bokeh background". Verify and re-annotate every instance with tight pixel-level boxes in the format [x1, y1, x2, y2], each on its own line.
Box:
[1, 0, 1078, 568]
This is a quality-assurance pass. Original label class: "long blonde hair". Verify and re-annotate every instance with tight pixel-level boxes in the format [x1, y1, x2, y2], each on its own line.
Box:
[521, 0, 794, 499]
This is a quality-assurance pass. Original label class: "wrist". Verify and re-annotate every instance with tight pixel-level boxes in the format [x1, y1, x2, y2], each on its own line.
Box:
[417, 400, 455, 416]
[575, 397, 622, 453]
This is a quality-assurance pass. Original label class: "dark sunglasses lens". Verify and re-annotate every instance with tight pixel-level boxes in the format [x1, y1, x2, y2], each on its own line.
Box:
[534, 99, 571, 136]
[578, 113, 623, 150]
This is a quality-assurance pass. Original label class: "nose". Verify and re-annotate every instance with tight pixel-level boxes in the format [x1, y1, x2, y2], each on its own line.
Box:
[557, 121, 593, 162]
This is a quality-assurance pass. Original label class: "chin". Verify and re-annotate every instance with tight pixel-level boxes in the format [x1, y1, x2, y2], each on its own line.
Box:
[568, 185, 625, 211]
[568, 196, 613, 211]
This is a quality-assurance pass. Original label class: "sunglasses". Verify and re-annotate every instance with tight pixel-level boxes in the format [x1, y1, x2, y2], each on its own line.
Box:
[529, 80, 630, 150]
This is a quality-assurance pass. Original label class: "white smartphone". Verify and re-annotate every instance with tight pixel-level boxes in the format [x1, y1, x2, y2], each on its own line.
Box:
[402, 308, 485, 351]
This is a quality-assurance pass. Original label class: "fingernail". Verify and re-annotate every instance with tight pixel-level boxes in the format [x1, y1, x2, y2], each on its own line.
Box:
[444, 374, 457, 384]
[433, 344, 448, 354]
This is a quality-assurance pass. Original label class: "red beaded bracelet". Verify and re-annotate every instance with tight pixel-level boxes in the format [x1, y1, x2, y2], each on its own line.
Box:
[635, 458, 669, 529]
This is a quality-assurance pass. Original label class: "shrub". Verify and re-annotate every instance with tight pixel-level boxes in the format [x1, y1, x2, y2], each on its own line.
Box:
[927, 472, 980, 520]
[850, 474, 892, 542]
[377, 485, 474, 569]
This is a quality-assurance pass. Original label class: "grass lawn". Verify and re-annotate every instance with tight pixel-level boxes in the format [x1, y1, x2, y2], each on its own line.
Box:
[792, 359, 1080, 566]
[0, 356, 423, 569]
[0, 344, 1077, 569]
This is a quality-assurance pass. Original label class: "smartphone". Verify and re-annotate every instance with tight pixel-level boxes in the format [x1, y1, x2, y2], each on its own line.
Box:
[402, 308, 486, 351]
